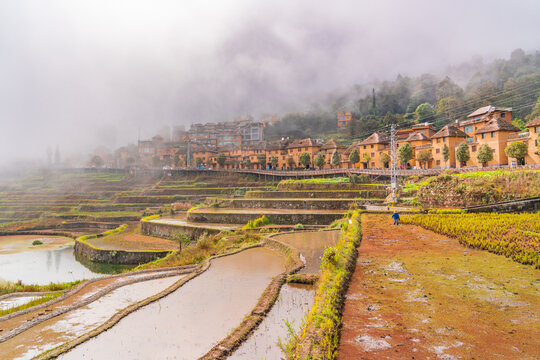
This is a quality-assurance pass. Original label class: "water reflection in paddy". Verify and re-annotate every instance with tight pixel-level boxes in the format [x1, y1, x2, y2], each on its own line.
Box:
[229, 283, 315, 360]
[276, 230, 340, 273]
[60, 247, 285, 360]
[0, 235, 131, 285]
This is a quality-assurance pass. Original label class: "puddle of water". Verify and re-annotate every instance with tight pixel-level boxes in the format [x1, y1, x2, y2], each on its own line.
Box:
[58, 247, 285, 360]
[229, 283, 315, 360]
[0, 295, 40, 311]
[0, 275, 183, 360]
[274, 230, 340, 273]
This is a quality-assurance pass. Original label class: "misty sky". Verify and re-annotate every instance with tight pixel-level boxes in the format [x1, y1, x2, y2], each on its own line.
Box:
[0, 0, 539, 165]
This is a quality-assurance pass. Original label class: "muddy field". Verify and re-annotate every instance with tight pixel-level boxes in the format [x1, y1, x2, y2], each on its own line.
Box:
[339, 214, 540, 360]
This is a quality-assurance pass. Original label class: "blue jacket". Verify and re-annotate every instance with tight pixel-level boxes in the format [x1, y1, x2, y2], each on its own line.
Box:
[392, 213, 400, 220]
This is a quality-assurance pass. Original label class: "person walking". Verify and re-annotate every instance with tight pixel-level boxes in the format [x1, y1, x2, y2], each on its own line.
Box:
[392, 211, 400, 225]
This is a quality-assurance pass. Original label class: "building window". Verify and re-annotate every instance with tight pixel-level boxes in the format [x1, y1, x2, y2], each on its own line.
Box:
[436, 160, 440, 165]
[437, 138, 440, 143]
[371, 162, 375, 167]
[501, 112, 505, 118]
[491, 132, 495, 138]
[443, 138, 446, 142]
[472, 146, 476, 152]
[371, 145, 374, 148]
[436, 148, 440, 154]
[536, 126, 540, 133]
[363, 146, 366, 149]
[464, 125, 473, 133]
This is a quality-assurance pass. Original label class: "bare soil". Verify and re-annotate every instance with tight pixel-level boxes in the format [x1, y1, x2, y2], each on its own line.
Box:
[87, 224, 178, 251]
[339, 214, 540, 360]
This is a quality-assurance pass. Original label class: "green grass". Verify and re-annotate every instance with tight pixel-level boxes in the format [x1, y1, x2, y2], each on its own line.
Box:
[452, 169, 540, 178]
[289, 210, 362, 359]
[0, 280, 81, 296]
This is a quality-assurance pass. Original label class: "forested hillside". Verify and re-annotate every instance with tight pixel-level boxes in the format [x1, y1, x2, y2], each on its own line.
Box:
[265, 48, 540, 142]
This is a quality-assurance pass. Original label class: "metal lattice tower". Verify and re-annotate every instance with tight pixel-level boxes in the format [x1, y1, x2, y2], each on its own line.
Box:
[390, 124, 397, 202]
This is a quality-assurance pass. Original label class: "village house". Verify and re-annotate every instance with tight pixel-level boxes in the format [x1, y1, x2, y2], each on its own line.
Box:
[356, 132, 390, 168]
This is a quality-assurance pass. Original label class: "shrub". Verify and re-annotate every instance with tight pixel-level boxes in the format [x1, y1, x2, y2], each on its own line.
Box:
[32, 240, 43, 246]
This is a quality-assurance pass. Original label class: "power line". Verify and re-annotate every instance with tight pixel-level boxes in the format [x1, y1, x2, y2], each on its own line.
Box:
[348, 82, 540, 142]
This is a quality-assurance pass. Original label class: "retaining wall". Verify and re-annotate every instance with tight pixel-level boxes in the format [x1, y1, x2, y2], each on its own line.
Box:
[187, 211, 344, 225]
[465, 196, 540, 213]
[227, 199, 374, 210]
[140, 220, 222, 240]
[246, 190, 387, 199]
[74, 240, 171, 265]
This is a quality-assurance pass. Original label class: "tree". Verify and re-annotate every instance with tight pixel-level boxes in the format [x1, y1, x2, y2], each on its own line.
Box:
[380, 152, 391, 167]
[152, 155, 161, 168]
[90, 155, 104, 168]
[299, 152, 311, 168]
[54, 145, 61, 165]
[477, 144, 494, 166]
[195, 157, 203, 167]
[505, 141, 528, 165]
[286, 157, 295, 169]
[349, 149, 360, 166]
[362, 153, 371, 168]
[436, 96, 464, 122]
[397, 143, 414, 165]
[512, 118, 526, 132]
[417, 149, 433, 169]
[331, 150, 341, 168]
[314, 153, 325, 169]
[442, 144, 450, 165]
[415, 103, 435, 123]
[257, 153, 267, 168]
[270, 156, 279, 169]
[243, 158, 251, 168]
[526, 94, 540, 122]
[455, 143, 470, 166]
[216, 153, 227, 167]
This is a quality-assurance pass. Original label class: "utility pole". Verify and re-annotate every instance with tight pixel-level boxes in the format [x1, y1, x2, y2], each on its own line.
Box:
[390, 124, 397, 203]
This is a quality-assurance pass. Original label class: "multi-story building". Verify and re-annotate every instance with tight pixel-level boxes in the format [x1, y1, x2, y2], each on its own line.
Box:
[186, 117, 264, 149]
[337, 111, 352, 130]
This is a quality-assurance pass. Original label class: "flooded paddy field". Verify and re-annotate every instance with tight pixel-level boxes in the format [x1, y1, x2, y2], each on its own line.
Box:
[151, 215, 239, 230]
[229, 283, 315, 360]
[275, 230, 340, 273]
[59, 247, 285, 360]
[0, 295, 41, 311]
[0, 235, 121, 284]
[0, 275, 183, 360]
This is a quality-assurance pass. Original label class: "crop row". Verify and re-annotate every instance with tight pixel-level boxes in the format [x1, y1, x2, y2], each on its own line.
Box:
[401, 213, 540, 268]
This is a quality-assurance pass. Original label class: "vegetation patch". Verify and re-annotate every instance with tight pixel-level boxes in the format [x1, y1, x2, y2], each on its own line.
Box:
[413, 170, 540, 207]
[286, 210, 362, 359]
[0, 280, 81, 296]
[134, 230, 263, 269]
[402, 213, 540, 268]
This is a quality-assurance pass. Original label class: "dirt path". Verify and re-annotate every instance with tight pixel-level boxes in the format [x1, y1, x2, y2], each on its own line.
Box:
[339, 214, 540, 360]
